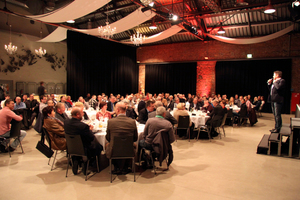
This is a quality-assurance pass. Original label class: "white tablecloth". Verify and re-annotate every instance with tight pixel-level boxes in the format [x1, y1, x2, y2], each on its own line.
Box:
[170, 111, 210, 127]
[94, 122, 145, 153]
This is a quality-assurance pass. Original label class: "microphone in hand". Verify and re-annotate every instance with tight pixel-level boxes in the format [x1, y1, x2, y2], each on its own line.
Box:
[267, 78, 273, 84]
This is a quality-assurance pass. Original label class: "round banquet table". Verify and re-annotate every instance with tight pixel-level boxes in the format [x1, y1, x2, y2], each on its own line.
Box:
[170, 110, 210, 128]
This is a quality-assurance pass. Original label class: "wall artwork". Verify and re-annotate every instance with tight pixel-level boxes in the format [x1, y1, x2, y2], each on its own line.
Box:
[0, 46, 66, 74]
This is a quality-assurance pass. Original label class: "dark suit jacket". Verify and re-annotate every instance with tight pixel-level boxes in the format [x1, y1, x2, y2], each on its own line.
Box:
[207, 105, 225, 128]
[25, 99, 39, 114]
[105, 114, 138, 158]
[188, 102, 201, 111]
[138, 108, 149, 124]
[238, 103, 248, 117]
[37, 86, 45, 96]
[64, 118, 95, 150]
[138, 100, 146, 113]
[168, 102, 176, 110]
[268, 78, 285, 103]
[55, 112, 68, 123]
[107, 101, 116, 112]
[126, 107, 138, 119]
[148, 110, 178, 125]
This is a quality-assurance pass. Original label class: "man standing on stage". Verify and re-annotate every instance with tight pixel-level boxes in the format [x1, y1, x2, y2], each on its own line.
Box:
[267, 70, 285, 133]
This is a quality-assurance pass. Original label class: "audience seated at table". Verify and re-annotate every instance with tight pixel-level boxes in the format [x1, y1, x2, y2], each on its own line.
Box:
[78, 96, 89, 110]
[50, 94, 57, 105]
[139, 106, 175, 168]
[105, 102, 138, 174]
[55, 102, 68, 123]
[96, 102, 111, 120]
[206, 100, 226, 137]
[138, 100, 155, 124]
[122, 100, 137, 120]
[168, 97, 180, 111]
[148, 101, 177, 126]
[137, 96, 146, 113]
[233, 98, 248, 124]
[25, 94, 39, 126]
[66, 96, 73, 108]
[188, 97, 201, 111]
[0, 99, 27, 152]
[39, 95, 48, 114]
[14, 96, 26, 110]
[173, 103, 192, 137]
[202, 100, 213, 113]
[42, 106, 66, 150]
[74, 102, 89, 120]
[1, 94, 10, 109]
[60, 96, 71, 110]
[64, 107, 103, 175]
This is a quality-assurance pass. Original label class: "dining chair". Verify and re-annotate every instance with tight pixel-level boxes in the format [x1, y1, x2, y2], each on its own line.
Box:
[0, 119, 24, 157]
[110, 135, 135, 183]
[65, 134, 99, 181]
[176, 115, 190, 142]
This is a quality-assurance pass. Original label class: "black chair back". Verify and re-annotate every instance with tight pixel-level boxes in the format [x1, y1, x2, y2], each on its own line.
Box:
[111, 136, 134, 158]
[227, 109, 233, 118]
[65, 134, 85, 157]
[10, 119, 21, 138]
[178, 116, 190, 129]
[221, 113, 228, 127]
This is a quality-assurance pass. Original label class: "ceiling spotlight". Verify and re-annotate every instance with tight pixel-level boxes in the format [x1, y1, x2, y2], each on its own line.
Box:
[264, 0, 276, 14]
[217, 26, 225, 34]
[170, 14, 178, 21]
[235, 0, 248, 6]
[67, 20, 75, 23]
[183, 24, 198, 35]
[149, 2, 154, 7]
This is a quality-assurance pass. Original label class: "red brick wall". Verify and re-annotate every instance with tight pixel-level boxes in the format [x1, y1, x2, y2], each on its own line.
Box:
[196, 61, 216, 96]
[138, 33, 300, 94]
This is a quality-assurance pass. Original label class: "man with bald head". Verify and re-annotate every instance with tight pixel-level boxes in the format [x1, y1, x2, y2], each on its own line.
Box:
[64, 107, 103, 175]
[105, 102, 138, 174]
[14, 96, 26, 110]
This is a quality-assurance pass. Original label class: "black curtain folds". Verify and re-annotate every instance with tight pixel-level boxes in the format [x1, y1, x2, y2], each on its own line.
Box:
[215, 59, 291, 114]
[145, 63, 197, 96]
[67, 30, 138, 100]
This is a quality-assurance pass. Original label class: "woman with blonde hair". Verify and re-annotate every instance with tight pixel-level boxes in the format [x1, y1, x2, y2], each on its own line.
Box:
[173, 103, 192, 138]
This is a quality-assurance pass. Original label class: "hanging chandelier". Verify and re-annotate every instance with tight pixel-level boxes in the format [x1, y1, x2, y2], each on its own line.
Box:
[4, 25, 17, 55]
[131, 31, 146, 46]
[98, 21, 116, 39]
[98, 6, 116, 39]
[35, 23, 46, 57]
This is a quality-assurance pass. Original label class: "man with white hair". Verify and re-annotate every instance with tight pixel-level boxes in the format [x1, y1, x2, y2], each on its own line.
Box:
[139, 106, 175, 167]
[148, 101, 177, 125]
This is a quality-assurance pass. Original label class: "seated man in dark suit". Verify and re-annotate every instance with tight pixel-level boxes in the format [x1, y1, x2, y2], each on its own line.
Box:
[206, 100, 226, 137]
[64, 107, 103, 175]
[107, 96, 117, 117]
[168, 97, 179, 111]
[148, 101, 177, 126]
[105, 102, 138, 174]
[188, 97, 201, 111]
[233, 98, 248, 124]
[25, 94, 39, 126]
[55, 102, 68, 123]
[137, 96, 146, 113]
[202, 100, 213, 113]
[123, 100, 138, 120]
[138, 100, 155, 124]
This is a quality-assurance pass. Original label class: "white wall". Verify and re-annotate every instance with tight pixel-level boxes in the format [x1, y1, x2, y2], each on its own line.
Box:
[0, 30, 67, 98]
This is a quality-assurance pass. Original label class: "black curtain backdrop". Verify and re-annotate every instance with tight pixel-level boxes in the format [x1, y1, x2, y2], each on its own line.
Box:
[215, 59, 291, 114]
[145, 63, 197, 96]
[67, 30, 138, 100]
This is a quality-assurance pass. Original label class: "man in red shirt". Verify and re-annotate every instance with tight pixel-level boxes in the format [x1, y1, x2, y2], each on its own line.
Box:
[0, 99, 27, 152]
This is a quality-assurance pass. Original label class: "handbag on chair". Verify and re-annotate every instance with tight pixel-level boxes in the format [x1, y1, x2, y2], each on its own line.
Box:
[36, 129, 53, 158]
